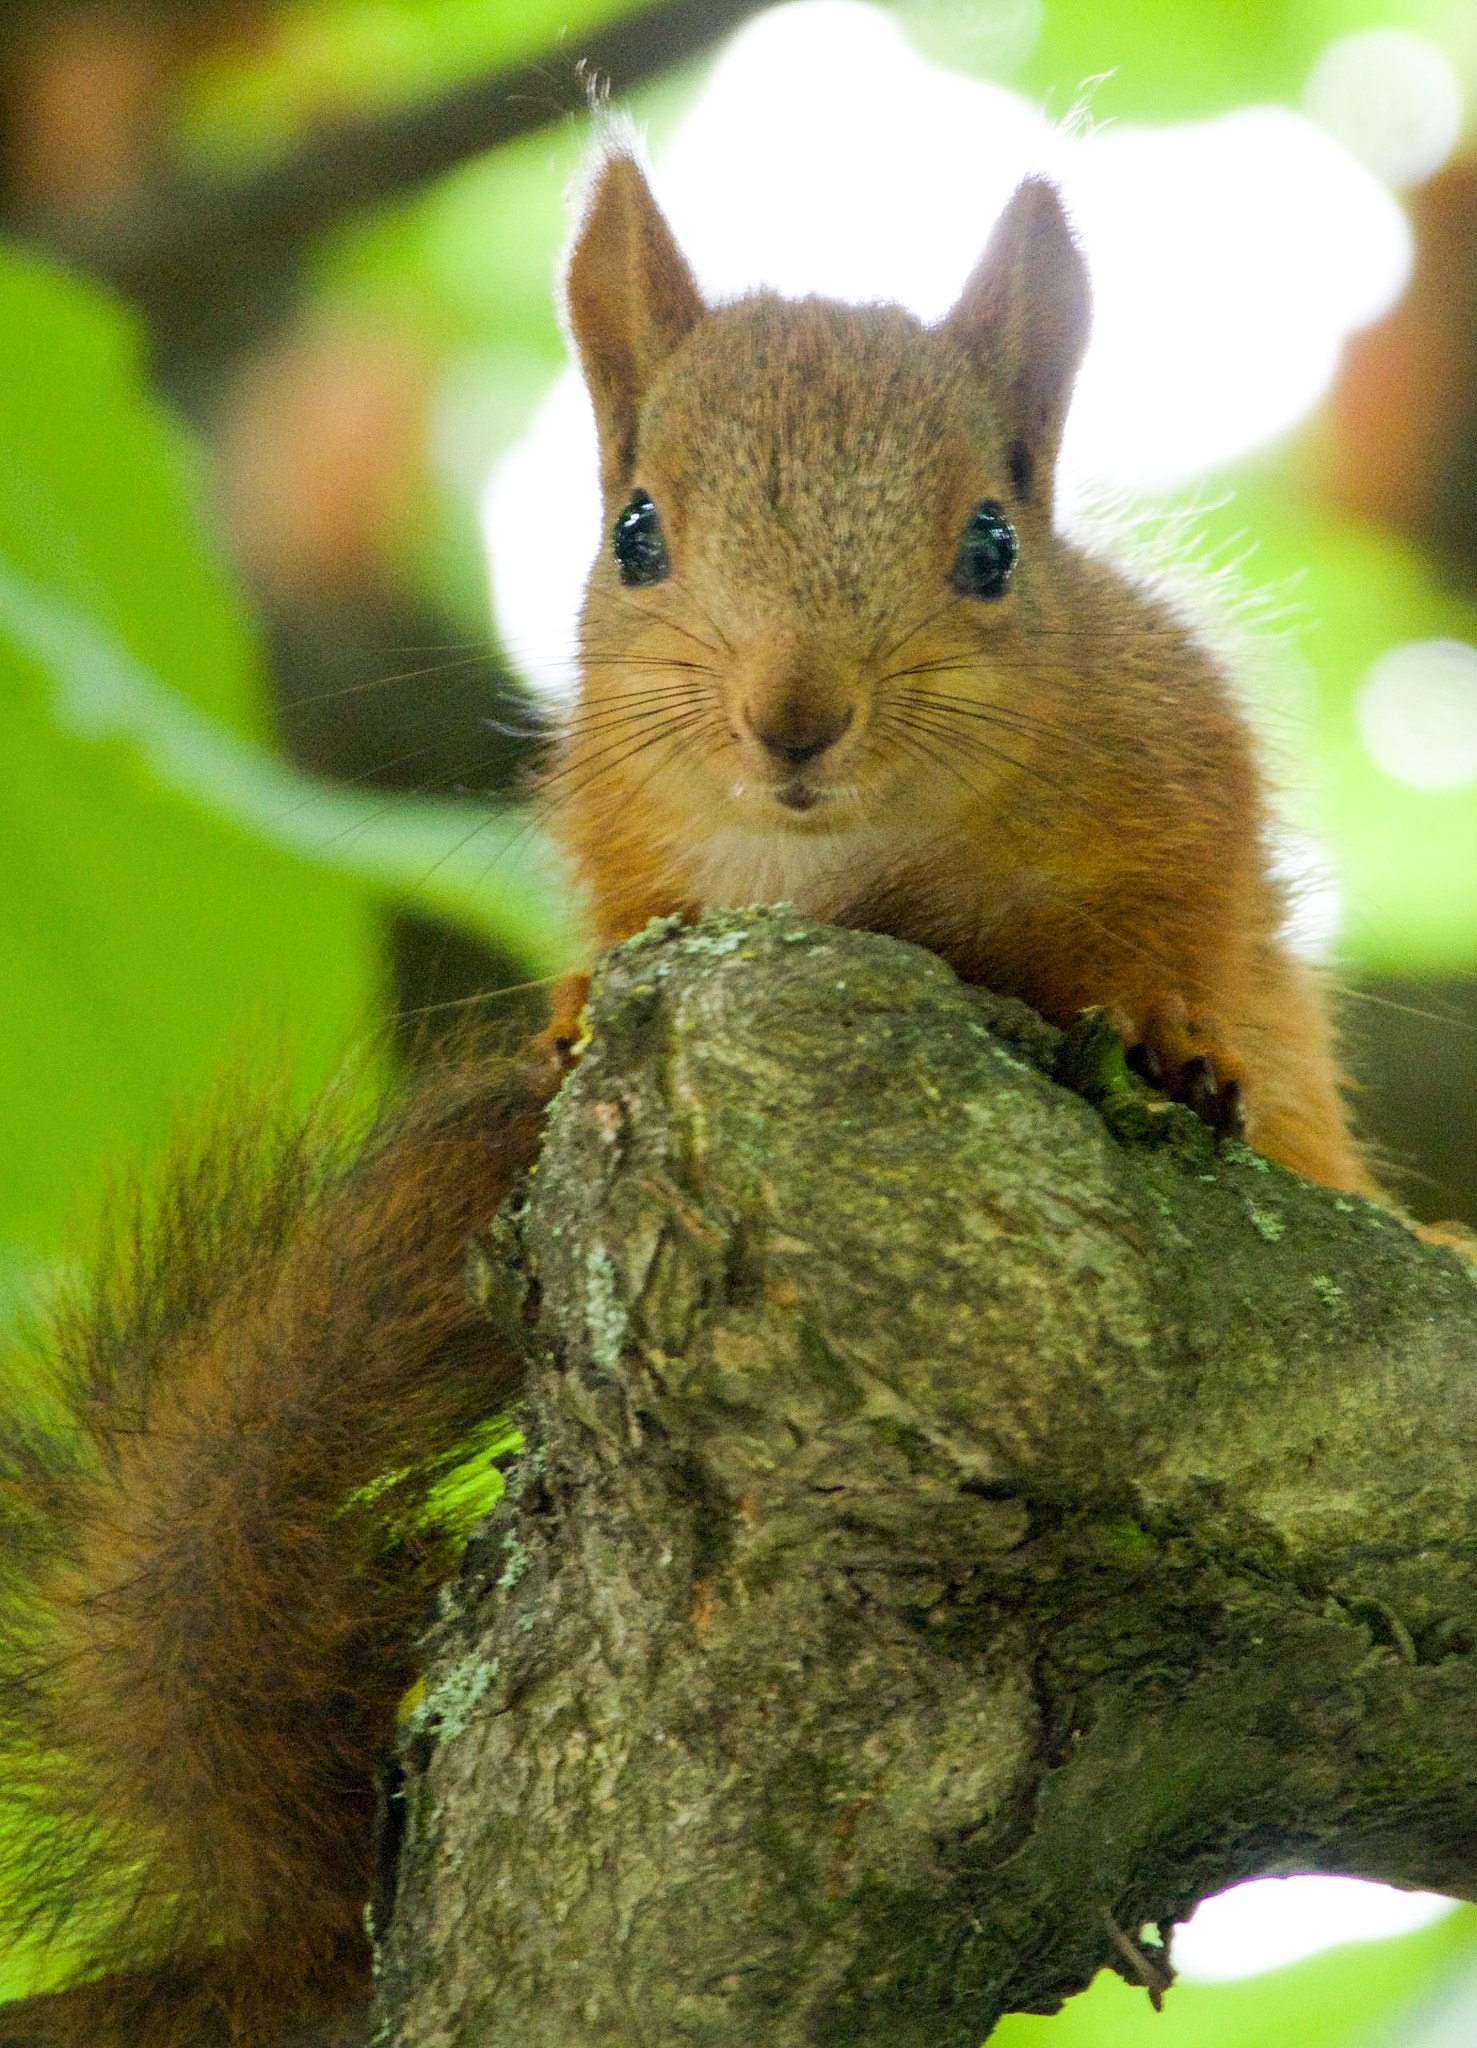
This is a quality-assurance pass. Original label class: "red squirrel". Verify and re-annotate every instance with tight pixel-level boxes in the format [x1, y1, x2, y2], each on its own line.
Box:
[0, 149, 1375, 2048]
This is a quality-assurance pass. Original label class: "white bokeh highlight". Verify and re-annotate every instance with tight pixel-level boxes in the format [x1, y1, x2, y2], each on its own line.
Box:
[483, 369, 599, 697]
[1172, 1875, 1456, 1983]
[483, 0, 1412, 693]
[1355, 639, 1477, 792]
[1304, 28, 1464, 191]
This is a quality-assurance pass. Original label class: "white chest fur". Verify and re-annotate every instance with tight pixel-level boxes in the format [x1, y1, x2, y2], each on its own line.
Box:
[687, 823, 900, 919]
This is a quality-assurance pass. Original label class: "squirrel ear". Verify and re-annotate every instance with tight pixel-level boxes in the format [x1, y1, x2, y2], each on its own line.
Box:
[564, 152, 705, 493]
[943, 178, 1090, 506]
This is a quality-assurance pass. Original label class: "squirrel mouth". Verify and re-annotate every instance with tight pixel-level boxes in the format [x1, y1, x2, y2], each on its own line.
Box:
[776, 783, 818, 812]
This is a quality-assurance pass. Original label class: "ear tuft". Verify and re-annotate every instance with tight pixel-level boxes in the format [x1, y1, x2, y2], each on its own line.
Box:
[564, 150, 705, 494]
[944, 178, 1091, 508]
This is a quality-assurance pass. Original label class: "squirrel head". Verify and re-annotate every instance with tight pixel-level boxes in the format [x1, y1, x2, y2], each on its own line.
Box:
[558, 148, 1097, 885]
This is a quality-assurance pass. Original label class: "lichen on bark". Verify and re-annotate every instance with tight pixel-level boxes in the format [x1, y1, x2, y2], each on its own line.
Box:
[370, 909, 1475, 2048]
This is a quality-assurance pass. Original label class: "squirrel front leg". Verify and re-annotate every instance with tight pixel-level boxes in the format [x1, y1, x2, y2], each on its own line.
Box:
[539, 872, 706, 1067]
[1100, 923, 1373, 1196]
[542, 970, 593, 1066]
[942, 883, 1372, 1196]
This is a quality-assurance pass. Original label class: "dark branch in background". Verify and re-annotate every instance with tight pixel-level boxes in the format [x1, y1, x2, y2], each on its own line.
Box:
[44, 0, 771, 391]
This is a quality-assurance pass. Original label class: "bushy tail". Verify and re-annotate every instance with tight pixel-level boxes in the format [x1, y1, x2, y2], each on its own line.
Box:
[0, 1055, 550, 2045]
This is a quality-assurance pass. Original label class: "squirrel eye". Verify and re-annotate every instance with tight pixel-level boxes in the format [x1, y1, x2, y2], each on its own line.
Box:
[612, 490, 670, 586]
[951, 500, 1018, 601]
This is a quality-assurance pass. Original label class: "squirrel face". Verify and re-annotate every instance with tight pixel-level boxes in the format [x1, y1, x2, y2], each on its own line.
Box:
[584, 294, 1033, 832]
[556, 152, 1191, 923]
[550, 154, 1366, 1193]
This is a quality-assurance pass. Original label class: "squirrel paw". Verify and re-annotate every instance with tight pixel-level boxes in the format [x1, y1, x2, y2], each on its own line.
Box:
[1055, 1005, 1247, 1147]
[1122, 1006, 1246, 1139]
[533, 971, 593, 1083]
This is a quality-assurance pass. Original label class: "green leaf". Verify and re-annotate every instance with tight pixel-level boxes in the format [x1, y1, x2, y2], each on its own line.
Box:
[997, 0, 1474, 122]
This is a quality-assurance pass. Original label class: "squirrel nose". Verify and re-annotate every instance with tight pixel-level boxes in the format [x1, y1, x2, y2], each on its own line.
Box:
[751, 706, 853, 766]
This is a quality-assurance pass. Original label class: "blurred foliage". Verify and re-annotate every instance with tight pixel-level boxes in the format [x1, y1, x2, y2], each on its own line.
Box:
[0, 239, 370, 1300]
[178, 0, 642, 165]
[1180, 475, 1477, 973]
[907, 0, 1476, 118]
[169, 0, 1477, 140]
[0, 242, 571, 1310]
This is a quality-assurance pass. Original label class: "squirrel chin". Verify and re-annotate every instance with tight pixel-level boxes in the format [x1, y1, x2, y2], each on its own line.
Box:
[736, 780, 866, 826]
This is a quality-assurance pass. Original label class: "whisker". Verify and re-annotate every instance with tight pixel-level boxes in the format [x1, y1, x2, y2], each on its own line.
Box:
[1333, 987, 1477, 1035]
[480, 714, 556, 743]
[281, 650, 509, 711]
[271, 735, 530, 820]
[362, 797, 519, 899]
[390, 972, 565, 1026]
[866, 593, 968, 670]
[619, 720, 719, 812]
[556, 695, 704, 739]
[895, 683, 1094, 750]
[542, 695, 706, 780]
[560, 681, 713, 721]
[371, 640, 486, 654]
[549, 684, 704, 733]
[889, 708, 1074, 801]
[297, 752, 536, 853]
[900, 712, 1090, 763]
[885, 714, 1017, 804]
[611, 596, 729, 661]
[578, 653, 720, 677]
[895, 707, 1052, 768]
[876, 656, 1077, 701]
[883, 656, 1088, 690]
[540, 721, 716, 834]
[538, 707, 711, 804]
[679, 590, 737, 658]
[874, 718, 983, 808]
[896, 693, 1069, 749]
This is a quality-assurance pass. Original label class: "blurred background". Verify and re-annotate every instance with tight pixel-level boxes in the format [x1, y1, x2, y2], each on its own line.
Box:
[0, 0, 1472, 2037]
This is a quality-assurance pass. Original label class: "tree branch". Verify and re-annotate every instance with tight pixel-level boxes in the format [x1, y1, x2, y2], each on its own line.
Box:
[372, 909, 1475, 2047]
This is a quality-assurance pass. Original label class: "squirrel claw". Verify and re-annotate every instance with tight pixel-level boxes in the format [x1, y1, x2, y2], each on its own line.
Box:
[532, 971, 594, 1084]
[1174, 1054, 1246, 1139]
[1056, 1009, 1165, 1143]
[1125, 1037, 1246, 1142]
[1125, 1041, 1164, 1090]
[1213, 1076, 1246, 1141]
[1180, 1055, 1219, 1125]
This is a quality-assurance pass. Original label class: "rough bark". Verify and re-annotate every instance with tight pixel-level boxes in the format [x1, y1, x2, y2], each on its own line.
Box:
[372, 908, 1476, 2048]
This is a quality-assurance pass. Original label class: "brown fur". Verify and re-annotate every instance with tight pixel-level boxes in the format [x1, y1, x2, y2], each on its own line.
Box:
[0, 1060, 550, 2043]
[0, 149, 1381, 2048]
[557, 154, 1371, 1193]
